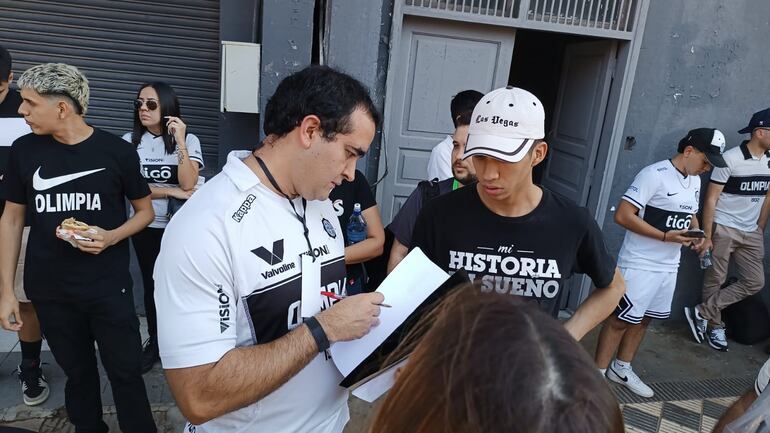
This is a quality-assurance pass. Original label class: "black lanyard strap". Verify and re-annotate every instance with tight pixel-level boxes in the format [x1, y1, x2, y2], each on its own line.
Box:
[254, 155, 315, 261]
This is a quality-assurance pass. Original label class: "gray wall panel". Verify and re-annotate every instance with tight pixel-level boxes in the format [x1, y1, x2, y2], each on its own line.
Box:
[602, 0, 770, 321]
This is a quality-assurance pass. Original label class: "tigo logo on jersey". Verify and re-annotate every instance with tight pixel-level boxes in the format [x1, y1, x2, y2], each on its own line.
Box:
[216, 285, 230, 333]
[252, 239, 284, 265]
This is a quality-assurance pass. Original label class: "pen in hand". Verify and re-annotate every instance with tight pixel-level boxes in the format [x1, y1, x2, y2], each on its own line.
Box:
[320, 291, 391, 308]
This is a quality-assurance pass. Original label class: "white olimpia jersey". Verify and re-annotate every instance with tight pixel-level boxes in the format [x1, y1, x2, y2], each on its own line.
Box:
[154, 151, 350, 433]
[617, 160, 700, 272]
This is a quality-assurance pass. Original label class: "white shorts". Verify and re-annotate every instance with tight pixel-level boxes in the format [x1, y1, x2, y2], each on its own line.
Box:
[614, 266, 677, 324]
[13, 227, 30, 303]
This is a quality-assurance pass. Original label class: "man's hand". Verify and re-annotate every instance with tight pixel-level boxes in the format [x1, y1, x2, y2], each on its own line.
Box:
[74, 225, 116, 255]
[0, 293, 22, 331]
[694, 237, 713, 256]
[664, 229, 700, 246]
[316, 292, 384, 342]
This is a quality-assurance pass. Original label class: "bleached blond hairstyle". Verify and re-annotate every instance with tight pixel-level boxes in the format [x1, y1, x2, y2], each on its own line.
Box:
[17, 63, 89, 115]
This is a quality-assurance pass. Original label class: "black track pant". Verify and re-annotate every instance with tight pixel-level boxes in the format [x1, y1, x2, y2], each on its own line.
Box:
[131, 227, 164, 340]
[34, 290, 156, 433]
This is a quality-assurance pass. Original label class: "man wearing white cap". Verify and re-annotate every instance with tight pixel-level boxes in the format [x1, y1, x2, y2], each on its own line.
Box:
[411, 86, 625, 341]
[594, 128, 726, 398]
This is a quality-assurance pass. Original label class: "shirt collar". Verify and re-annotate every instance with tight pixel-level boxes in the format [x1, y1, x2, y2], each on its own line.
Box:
[740, 141, 754, 160]
[222, 150, 262, 191]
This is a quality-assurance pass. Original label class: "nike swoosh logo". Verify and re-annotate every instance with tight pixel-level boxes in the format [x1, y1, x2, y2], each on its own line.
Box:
[667, 192, 678, 196]
[612, 368, 629, 382]
[32, 167, 106, 191]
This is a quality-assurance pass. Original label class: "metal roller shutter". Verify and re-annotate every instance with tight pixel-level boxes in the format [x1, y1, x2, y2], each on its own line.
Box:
[0, 0, 220, 170]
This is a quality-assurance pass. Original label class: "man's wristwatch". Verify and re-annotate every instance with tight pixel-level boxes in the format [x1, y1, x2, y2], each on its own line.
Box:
[305, 316, 330, 352]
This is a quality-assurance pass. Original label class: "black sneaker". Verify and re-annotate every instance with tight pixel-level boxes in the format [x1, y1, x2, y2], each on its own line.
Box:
[17, 360, 50, 406]
[141, 338, 159, 374]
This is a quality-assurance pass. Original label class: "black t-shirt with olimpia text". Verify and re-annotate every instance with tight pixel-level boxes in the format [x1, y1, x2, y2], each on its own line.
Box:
[411, 185, 617, 317]
[1, 127, 150, 301]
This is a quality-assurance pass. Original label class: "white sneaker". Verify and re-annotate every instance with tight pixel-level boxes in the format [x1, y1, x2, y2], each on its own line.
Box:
[684, 306, 707, 344]
[606, 365, 654, 398]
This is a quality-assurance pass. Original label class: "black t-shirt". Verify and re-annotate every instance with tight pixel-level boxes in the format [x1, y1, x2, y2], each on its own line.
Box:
[388, 178, 454, 247]
[411, 185, 616, 317]
[329, 170, 377, 287]
[329, 170, 376, 244]
[1, 127, 151, 301]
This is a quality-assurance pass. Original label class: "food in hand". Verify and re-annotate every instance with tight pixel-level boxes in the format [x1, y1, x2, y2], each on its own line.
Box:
[57, 217, 96, 247]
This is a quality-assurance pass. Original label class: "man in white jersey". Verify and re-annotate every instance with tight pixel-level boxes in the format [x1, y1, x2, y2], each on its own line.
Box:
[686, 108, 770, 352]
[153, 66, 385, 432]
[595, 128, 726, 397]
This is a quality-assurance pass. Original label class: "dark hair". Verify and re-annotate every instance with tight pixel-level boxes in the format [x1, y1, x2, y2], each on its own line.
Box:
[0, 46, 11, 81]
[263, 65, 380, 141]
[454, 110, 473, 127]
[451, 90, 484, 127]
[369, 284, 625, 433]
[131, 82, 181, 154]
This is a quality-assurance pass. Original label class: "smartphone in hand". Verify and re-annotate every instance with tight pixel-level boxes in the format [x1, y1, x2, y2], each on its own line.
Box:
[682, 229, 706, 238]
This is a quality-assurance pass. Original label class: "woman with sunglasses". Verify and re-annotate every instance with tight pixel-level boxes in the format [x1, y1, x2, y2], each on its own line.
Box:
[122, 82, 204, 373]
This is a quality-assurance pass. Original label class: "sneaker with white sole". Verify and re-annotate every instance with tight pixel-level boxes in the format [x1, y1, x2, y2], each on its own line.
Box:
[684, 306, 708, 344]
[707, 327, 729, 352]
[16, 361, 50, 406]
[606, 365, 654, 398]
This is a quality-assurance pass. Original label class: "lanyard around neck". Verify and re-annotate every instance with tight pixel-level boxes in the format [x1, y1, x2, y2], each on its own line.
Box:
[254, 154, 315, 262]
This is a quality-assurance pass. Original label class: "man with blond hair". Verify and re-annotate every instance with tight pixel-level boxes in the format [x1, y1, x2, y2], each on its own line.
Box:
[0, 63, 156, 433]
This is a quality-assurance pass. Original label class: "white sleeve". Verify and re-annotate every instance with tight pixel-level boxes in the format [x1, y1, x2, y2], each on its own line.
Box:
[710, 165, 731, 185]
[185, 133, 205, 169]
[621, 166, 659, 210]
[154, 216, 235, 369]
[427, 145, 443, 181]
[427, 138, 453, 181]
[756, 358, 770, 396]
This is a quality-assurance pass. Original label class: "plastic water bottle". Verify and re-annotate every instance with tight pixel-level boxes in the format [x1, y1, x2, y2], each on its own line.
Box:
[346, 203, 367, 295]
[346, 203, 367, 245]
[700, 249, 713, 270]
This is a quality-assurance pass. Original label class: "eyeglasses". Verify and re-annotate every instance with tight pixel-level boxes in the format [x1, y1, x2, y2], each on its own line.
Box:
[133, 99, 158, 111]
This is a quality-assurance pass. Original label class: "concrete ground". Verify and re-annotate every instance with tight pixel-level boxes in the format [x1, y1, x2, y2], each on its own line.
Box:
[0, 319, 767, 432]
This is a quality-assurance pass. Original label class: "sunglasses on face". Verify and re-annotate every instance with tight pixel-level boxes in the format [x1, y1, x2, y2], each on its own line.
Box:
[134, 99, 158, 111]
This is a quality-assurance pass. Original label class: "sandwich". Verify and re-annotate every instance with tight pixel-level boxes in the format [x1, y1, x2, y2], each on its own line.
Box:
[57, 217, 95, 247]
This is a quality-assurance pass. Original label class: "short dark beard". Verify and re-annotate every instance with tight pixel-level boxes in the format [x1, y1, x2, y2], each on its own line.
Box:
[455, 172, 477, 186]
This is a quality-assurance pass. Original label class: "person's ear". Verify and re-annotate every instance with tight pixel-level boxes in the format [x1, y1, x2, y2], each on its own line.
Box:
[7, 71, 12, 85]
[531, 141, 548, 167]
[57, 100, 70, 119]
[298, 114, 321, 149]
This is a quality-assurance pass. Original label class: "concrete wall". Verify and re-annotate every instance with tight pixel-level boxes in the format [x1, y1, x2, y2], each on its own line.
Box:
[602, 0, 770, 322]
[326, 0, 394, 184]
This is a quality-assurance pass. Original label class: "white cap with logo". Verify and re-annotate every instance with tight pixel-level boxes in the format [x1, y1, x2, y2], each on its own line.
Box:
[463, 86, 545, 163]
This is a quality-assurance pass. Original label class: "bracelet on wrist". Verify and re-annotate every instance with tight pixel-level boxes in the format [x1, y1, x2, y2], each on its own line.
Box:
[304, 316, 330, 353]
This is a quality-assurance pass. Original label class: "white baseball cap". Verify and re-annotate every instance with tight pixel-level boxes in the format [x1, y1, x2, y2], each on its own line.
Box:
[463, 86, 545, 163]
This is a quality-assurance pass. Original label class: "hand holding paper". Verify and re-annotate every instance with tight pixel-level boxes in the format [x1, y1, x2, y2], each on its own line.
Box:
[330, 248, 450, 377]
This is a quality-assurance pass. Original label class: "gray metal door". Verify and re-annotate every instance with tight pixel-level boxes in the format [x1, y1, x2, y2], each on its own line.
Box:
[541, 40, 617, 206]
[538, 40, 617, 311]
[0, 0, 220, 168]
[378, 16, 515, 223]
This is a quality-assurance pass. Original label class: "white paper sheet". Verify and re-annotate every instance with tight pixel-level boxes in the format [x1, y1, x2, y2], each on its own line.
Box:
[351, 358, 408, 403]
[0, 118, 31, 147]
[330, 248, 449, 376]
